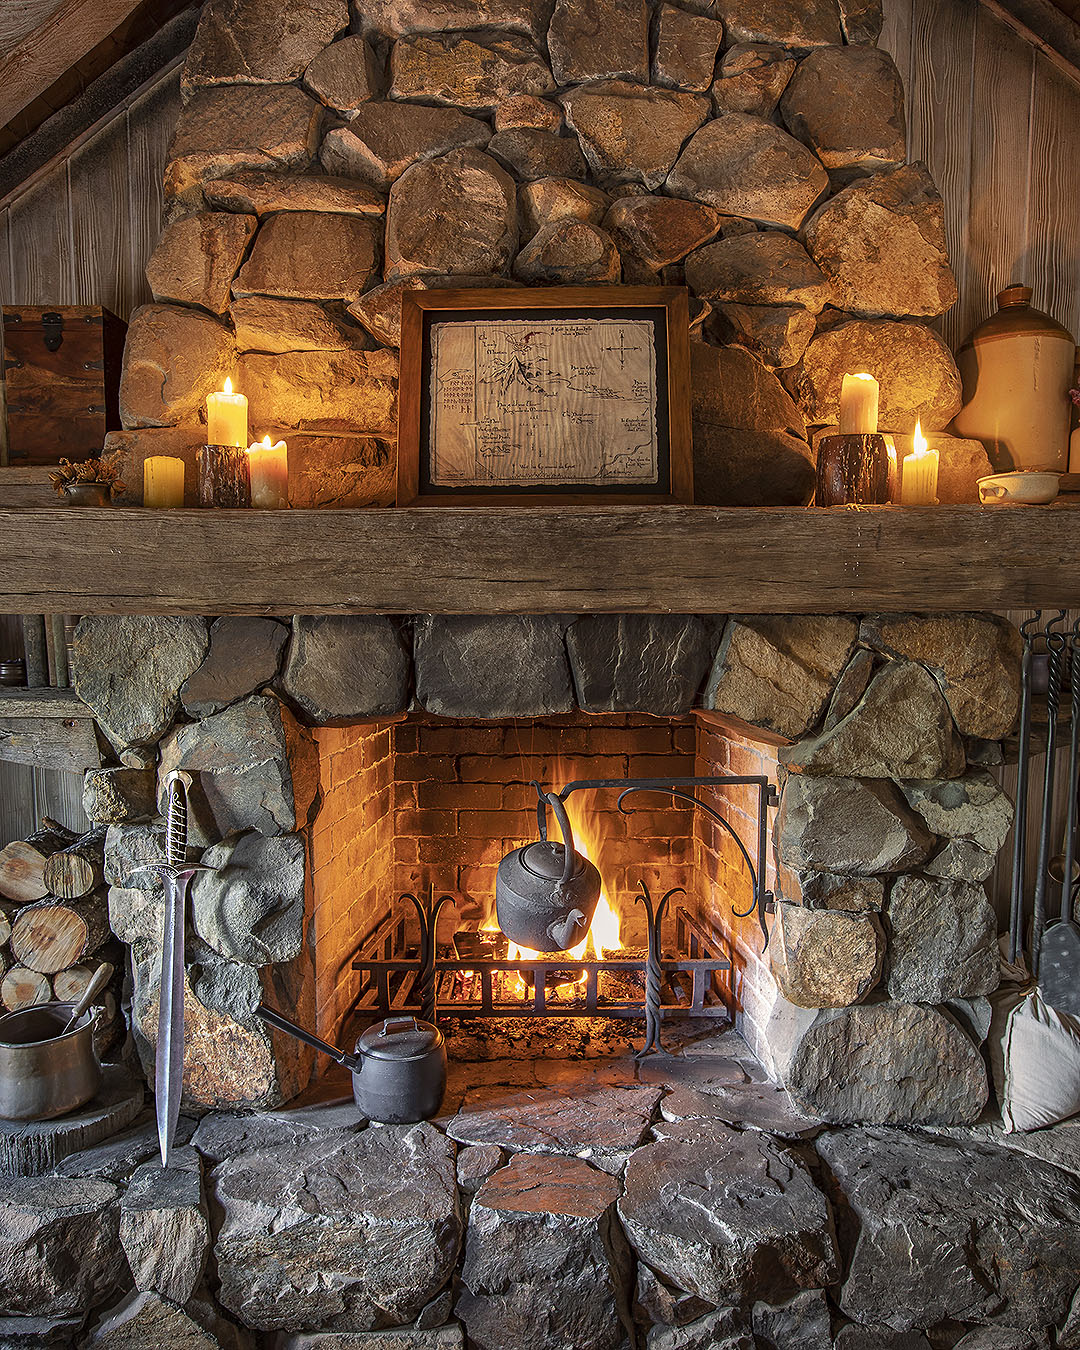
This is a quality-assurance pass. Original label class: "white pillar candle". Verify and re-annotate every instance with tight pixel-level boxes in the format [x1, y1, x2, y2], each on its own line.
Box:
[143, 455, 185, 508]
[901, 421, 939, 505]
[248, 435, 289, 509]
[839, 372, 879, 435]
[206, 377, 248, 447]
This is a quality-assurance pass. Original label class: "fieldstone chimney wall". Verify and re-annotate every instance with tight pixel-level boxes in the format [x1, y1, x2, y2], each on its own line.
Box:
[105, 0, 998, 506]
[73, 609, 1020, 1124]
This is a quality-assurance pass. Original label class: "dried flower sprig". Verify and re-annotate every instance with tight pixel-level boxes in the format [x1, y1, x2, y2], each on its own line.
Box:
[49, 451, 126, 499]
[1069, 387, 1080, 409]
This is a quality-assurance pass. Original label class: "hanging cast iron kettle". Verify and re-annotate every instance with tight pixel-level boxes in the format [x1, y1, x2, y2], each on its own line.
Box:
[496, 790, 602, 952]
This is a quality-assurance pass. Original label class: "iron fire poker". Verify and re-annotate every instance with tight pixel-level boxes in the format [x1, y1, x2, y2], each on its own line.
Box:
[138, 770, 215, 1167]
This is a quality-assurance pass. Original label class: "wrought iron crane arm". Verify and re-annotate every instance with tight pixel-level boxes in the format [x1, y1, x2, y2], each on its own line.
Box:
[540, 774, 779, 950]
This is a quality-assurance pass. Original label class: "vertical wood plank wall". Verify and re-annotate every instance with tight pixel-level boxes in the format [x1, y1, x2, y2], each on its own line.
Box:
[0, 62, 180, 319]
[881, 0, 1080, 349]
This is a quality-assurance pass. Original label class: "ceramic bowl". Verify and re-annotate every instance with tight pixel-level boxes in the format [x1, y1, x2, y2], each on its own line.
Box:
[977, 471, 1061, 505]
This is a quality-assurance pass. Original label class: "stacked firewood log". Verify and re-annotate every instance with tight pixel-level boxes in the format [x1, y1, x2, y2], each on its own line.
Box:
[0, 817, 124, 1052]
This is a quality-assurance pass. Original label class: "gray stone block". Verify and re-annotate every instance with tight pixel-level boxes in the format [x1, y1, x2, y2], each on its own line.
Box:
[119, 1145, 209, 1305]
[414, 615, 574, 718]
[279, 615, 410, 722]
[775, 775, 934, 875]
[456, 1153, 631, 1350]
[193, 829, 307, 965]
[818, 1126, 1080, 1331]
[0, 1176, 121, 1318]
[786, 1002, 988, 1126]
[779, 660, 967, 780]
[181, 616, 288, 717]
[156, 694, 319, 844]
[212, 1124, 461, 1331]
[567, 614, 715, 714]
[619, 1120, 838, 1307]
[885, 874, 999, 1004]
[72, 615, 209, 748]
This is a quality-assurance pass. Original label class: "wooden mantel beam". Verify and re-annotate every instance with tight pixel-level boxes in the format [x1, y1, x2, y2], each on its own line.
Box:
[4, 504, 1080, 616]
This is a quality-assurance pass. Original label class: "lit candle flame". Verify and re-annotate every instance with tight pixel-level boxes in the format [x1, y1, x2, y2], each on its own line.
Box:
[223, 376, 233, 396]
[913, 419, 927, 455]
[262, 435, 271, 448]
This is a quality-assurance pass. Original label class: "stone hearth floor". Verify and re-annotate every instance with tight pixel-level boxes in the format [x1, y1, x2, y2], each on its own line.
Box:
[6, 1018, 1080, 1348]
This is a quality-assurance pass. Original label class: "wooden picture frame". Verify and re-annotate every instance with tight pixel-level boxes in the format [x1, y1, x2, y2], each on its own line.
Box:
[396, 285, 693, 506]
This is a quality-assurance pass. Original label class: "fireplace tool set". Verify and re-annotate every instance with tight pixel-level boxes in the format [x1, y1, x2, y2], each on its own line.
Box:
[1012, 610, 1080, 1015]
[350, 773, 777, 1058]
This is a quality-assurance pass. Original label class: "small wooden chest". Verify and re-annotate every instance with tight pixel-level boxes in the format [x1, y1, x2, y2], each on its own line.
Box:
[1, 306, 127, 466]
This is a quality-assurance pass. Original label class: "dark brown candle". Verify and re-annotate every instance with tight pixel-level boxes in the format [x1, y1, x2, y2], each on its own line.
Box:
[816, 433, 892, 507]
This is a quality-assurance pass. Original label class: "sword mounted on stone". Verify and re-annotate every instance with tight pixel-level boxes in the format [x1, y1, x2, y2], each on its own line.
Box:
[136, 770, 216, 1168]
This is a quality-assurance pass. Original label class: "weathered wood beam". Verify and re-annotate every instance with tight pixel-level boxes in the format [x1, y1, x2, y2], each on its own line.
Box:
[0, 0, 148, 133]
[2, 504, 1080, 615]
[0, 715, 101, 772]
[0, 688, 87, 719]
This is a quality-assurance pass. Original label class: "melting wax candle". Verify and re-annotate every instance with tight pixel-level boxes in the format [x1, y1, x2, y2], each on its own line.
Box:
[143, 456, 185, 508]
[838, 372, 879, 435]
[248, 435, 289, 509]
[206, 377, 248, 448]
[901, 421, 939, 504]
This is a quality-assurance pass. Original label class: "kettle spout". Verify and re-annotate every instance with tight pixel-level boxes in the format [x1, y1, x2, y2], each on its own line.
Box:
[547, 909, 588, 950]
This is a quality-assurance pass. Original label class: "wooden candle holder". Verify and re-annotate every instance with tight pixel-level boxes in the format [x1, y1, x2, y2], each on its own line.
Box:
[197, 445, 251, 508]
[816, 433, 891, 507]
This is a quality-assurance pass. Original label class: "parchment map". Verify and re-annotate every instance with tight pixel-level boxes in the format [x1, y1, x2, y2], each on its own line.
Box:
[428, 317, 659, 487]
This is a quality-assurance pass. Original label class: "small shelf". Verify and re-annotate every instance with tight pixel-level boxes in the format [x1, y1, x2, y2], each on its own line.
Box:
[0, 687, 88, 719]
[2, 502, 1079, 616]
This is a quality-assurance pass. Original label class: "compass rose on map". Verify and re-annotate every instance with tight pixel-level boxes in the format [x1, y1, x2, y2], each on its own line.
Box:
[603, 329, 644, 372]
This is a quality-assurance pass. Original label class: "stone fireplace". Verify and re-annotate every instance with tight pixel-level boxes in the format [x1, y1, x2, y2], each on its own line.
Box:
[5, 604, 1057, 1349]
[76, 605, 1019, 1132]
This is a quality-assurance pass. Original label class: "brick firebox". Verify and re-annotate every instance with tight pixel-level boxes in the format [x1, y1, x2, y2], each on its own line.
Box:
[309, 709, 778, 1051]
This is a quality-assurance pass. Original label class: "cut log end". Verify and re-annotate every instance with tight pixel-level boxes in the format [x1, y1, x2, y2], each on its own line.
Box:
[10, 891, 110, 974]
[1, 966, 52, 1010]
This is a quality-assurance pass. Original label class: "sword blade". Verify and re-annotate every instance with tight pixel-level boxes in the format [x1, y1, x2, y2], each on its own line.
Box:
[156, 868, 191, 1168]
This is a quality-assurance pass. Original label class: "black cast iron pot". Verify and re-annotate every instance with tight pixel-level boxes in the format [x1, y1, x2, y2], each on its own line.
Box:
[255, 1005, 446, 1123]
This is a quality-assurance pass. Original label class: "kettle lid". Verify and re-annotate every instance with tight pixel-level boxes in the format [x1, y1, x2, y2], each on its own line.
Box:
[357, 1016, 443, 1060]
[520, 840, 579, 880]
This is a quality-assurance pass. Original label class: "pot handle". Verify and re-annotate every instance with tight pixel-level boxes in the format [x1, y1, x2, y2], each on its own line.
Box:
[380, 1017, 419, 1036]
[254, 1003, 359, 1071]
[544, 793, 578, 887]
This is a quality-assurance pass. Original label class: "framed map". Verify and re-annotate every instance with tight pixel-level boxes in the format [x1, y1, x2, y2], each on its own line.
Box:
[397, 286, 693, 506]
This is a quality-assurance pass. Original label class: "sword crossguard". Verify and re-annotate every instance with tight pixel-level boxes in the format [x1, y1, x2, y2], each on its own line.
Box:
[130, 861, 219, 882]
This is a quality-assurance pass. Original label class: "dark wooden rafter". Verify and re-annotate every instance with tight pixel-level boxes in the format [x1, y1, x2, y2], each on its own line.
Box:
[4, 504, 1080, 615]
[983, 0, 1080, 78]
[0, 0, 196, 159]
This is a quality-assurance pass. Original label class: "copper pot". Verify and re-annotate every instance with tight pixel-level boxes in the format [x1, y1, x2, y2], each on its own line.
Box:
[61, 481, 111, 507]
[0, 1002, 102, 1120]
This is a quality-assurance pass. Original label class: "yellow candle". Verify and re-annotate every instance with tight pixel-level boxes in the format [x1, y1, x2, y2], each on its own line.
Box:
[839, 372, 879, 434]
[248, 435, 289, 509]
[901, 421, 939, 504]
[206, 376, 248, 447]
[143, 455, 185, 508]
